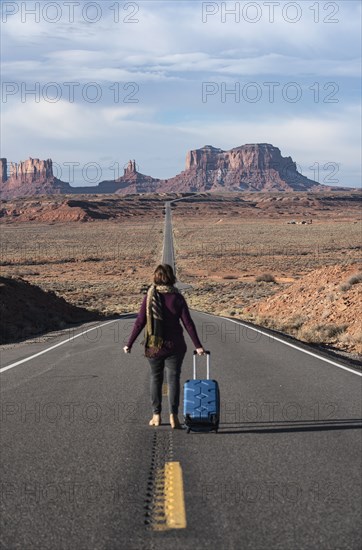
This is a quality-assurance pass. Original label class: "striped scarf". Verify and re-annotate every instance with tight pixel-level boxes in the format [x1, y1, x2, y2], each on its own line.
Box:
[145, 284, 179, 352]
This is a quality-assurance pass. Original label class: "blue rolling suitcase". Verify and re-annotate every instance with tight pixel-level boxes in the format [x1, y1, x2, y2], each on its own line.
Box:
[183, 351, 220, 433]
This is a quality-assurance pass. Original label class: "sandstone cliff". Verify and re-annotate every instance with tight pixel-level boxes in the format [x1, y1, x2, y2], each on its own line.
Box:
[1, 144, 327, 199]
[161, 144, 320, 192]
[0, 157, 160, 198]
[0, 157, 72, 199]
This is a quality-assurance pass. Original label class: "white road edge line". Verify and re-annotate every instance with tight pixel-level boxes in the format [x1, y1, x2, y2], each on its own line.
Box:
[199, 311, 362, 377]
[2, 312, 360, 377]
[0, 319, 118, 374]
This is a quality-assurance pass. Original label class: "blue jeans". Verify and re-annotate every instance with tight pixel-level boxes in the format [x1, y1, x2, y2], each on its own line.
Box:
[147, 353, 186, 415]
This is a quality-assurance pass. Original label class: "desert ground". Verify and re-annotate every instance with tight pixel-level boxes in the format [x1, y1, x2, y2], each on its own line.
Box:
[1, 192, 361, 357]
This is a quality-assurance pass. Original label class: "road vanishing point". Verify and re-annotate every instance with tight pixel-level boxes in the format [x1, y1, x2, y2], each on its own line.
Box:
[0, 199, 361, 550]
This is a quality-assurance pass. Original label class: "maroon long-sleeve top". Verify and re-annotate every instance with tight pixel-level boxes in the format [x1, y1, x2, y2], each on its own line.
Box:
[127, 292, 202, 355]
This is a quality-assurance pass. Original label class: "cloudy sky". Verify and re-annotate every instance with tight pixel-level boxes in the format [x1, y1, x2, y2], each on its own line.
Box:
[1, 0, 361, 186]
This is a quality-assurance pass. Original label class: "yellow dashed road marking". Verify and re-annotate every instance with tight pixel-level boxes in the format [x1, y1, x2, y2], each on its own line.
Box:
[151, 461, 186, 530]
[164, 462, 187, 528]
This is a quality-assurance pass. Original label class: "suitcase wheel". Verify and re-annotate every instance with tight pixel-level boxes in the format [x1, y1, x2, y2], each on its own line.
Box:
[187, 428, 191, 434]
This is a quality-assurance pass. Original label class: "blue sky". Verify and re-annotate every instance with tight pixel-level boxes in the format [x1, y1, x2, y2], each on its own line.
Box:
[1, 0, 361, 186]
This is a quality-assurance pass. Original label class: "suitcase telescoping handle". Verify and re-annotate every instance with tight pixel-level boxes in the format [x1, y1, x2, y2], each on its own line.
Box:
[193, 350, 210, 380]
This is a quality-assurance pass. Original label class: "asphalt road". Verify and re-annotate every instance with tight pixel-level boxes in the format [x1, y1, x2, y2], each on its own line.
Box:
[1, 201, 361, 550]
[161, 202, 175, 269]
[162, 200, 192, 291]
[1, 315, 361, 550]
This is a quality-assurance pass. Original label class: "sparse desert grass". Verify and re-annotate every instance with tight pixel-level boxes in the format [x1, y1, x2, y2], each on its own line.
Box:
[172, 216, 361, 356]
[249, 314, 307, 333]
[281, 315, 307, 332]
[347, 272, 362, 285]
[183, 279, 280, 317]
[340, 272, 362, 291]
[298, 323, 348, 344]
[255, 273, 276, 283]
[1, 202, 361, 356]
[173, 218, 361, 281]
[173, 217, 361, 312]
[0, 220, 163, 314]
[3, 215, 356, 325]
[251, 314, 350, 344]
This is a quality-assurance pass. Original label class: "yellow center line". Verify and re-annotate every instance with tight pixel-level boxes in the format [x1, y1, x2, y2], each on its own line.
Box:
[152, 461, 187, 530]
[164, 462, 187, 529]
[162, 383, 168, 396]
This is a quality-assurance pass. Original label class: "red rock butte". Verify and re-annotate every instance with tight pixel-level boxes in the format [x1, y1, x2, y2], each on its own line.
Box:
[0, 144, 345, 200]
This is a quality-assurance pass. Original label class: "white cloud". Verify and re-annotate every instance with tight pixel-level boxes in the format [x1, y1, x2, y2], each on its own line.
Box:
[1, 1, 360, 186]
[2, 100, 151, 140]
[3, 97, 360, 186]
[173, 106, 361, 185]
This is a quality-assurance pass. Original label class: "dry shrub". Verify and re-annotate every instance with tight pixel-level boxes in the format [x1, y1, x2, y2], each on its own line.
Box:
[280, 315, 307, 332]
[339, 272, 362, 291]
[347, 272, 362, 285]
[253, 314, 307, 335]
[339, 283, 351, 292]
[252, 315, 275, 328]
[255, 273, 276, 283]
[252, 315, 286, 331]
[298, 323, 348, 344]
[353, 332, 362, 344]
[339, 332, 362, 355]
[14, 269, 40, 277]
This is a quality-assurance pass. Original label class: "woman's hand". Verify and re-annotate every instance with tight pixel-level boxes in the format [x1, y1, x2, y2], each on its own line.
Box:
[123, 346, 131, 354]
[196, 348, 205, 355]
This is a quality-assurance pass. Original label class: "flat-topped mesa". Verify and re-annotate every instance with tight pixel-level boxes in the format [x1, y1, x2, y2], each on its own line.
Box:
[10, 158, 54, 182]
[1, 144, 338, 199]
[186, 143, 293, 171]
[185, 146, 224, 170]
[0, 157, 71, 199]
[162, 143, 320, 192]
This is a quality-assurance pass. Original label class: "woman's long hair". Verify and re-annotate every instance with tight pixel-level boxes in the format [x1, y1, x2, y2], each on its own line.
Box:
[153, 264, 176, 286]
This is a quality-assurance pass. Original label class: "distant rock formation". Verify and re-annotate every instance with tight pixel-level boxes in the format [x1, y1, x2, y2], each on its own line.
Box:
[0, 144, 332, 199]
[0, 157, 161, 198]
[124, 159, 137, 175]
[160, 144, 321, 192]
[114, 159, 160, 194]
[85, 159, 160, 194]
[9, 157, 54, 181]
[0, 157, 72, 199]
[0, 158, 7, 183]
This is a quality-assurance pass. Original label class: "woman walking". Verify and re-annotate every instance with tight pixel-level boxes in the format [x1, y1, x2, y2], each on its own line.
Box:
[123, 264, 205, 429]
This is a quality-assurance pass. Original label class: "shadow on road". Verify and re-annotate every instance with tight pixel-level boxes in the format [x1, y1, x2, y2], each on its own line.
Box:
[118, 313, 137, 319]
[218, 419, 362, 434]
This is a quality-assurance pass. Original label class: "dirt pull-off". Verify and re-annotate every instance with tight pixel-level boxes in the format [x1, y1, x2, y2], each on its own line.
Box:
[245, 264, 362, 356]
